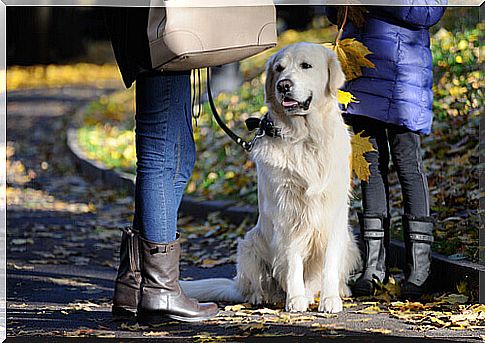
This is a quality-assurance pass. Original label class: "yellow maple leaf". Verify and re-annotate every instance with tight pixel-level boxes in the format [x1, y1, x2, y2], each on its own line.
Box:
[324, 38, 376, 81]
[337, 90, 358, 109]
[224, 304, 246, 312]
[143, 331, 169, 337]
[351, 131, 376, 182]
[354, 305, 382, 314]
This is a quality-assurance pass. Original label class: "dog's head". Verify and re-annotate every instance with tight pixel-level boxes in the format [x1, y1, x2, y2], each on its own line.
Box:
[264, 42, 345, 117]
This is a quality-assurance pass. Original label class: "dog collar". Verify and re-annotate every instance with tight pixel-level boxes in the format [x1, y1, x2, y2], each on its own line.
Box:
[245, 113, 282, 139]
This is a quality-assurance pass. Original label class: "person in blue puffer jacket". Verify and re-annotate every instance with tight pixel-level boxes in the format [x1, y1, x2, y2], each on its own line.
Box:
[326, 3, 446, 299]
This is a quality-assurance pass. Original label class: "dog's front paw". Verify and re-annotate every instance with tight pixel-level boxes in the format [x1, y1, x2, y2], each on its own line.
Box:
[248, 292, 264, 305]
[286, 295, 309, 312]
[340, 284, 352, 298]
[318, 296, 343, 313]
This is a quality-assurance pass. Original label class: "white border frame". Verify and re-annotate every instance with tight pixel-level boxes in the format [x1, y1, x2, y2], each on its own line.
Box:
[0, 1, 483, 341]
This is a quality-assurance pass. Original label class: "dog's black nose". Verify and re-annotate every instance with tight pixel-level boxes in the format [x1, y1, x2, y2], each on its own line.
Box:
[277, 79, 293, 93]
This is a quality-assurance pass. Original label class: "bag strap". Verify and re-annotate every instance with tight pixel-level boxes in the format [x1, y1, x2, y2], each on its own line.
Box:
[191, 69, 202, 126]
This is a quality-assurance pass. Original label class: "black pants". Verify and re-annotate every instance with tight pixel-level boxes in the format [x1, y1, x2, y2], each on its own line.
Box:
[345, 115, 430, 218]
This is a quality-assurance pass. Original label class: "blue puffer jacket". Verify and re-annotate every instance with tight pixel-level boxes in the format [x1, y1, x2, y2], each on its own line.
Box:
[327, 4, 446, 134]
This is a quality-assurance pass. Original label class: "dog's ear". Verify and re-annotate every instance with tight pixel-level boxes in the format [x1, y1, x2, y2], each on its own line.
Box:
[264, 54, 276, 104]
[326, 52, 346, 97]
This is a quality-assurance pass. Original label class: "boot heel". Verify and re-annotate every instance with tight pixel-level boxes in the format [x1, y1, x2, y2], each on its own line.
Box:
[112, 306, 137, 320]
[136, 309, 172, 325]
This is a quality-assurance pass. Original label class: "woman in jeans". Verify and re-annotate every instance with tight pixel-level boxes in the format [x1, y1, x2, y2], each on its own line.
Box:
[103, 7, 218, 323]
[327, 4, 446, 299]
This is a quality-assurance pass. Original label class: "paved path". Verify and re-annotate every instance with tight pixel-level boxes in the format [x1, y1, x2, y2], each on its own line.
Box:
[6, 87, 483, 341]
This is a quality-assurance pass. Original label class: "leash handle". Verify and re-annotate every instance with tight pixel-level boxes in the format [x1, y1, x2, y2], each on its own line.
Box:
[206, 68, 253, 152]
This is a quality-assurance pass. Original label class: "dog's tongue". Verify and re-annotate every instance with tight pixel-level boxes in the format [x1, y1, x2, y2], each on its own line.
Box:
[283, 99, 299, 107]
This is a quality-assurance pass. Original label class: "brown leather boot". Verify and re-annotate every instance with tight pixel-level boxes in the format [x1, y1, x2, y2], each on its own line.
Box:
[112, 227, 141, 319]
[137, 234, 219, 323]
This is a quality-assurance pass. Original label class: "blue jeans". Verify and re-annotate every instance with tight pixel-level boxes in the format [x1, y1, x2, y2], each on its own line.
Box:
[133, 71, 195, 243]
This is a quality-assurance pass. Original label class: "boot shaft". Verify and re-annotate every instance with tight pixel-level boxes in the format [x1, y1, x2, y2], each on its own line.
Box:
[357, 213, 388, 282]
[139, 234, 181, 291]
[116, 227, 141, 286]
[402, 215, 434, 287]
[137, 233, 219, 321]
[113, 227, 141, 315]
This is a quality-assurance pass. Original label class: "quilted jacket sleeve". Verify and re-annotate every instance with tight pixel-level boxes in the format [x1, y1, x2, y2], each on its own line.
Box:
[369, 1, 447, 28]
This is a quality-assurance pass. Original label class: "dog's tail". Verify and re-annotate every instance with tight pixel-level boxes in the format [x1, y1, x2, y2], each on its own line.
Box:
[180, 278, 245, 303]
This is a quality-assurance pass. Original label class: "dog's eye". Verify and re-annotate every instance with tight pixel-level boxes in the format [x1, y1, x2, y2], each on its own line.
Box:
[275, 64, 284, 73]
[300, 62, 312, 69]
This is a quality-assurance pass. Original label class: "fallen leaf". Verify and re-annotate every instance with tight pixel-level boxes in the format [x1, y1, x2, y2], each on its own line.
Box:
[252, 308, 280, 315]
[238, 323, 266, 333]
[224, 304, 246, 312]
[47, 277, 95, 288]
[354, 305, 382, 314]
[440, 293, 469, 305]
[143, 331, 170, 337]
[365, 328, 392, 334]
[120, 322, 148, 331]
[11, 238, 33, 245]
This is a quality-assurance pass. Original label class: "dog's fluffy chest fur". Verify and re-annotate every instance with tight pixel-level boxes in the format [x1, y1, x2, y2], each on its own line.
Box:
[251, 134, 333, 237]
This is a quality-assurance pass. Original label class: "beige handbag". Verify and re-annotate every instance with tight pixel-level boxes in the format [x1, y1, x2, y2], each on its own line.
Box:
[147, 0, 277, 71]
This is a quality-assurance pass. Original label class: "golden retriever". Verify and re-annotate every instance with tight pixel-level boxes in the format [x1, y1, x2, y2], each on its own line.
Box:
[181, 42, 361, 313]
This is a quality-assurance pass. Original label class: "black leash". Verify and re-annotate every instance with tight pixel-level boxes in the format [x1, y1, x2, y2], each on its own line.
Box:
[205, 68, 282, 152]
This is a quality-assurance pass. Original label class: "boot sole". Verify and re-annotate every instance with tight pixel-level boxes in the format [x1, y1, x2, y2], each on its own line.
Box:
[137, 310, 219, 324]
[112, 306, 137, 320]
[167, 312, 219, 323]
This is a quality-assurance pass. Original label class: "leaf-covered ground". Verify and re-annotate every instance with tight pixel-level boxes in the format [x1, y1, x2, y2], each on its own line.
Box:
[6, 86, 484, 341]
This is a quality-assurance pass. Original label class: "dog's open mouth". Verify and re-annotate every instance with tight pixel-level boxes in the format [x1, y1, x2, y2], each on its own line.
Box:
[282, 95, 312, 112]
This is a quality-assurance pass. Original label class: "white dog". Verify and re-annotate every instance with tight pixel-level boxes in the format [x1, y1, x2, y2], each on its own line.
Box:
[181, 42, 361, 313]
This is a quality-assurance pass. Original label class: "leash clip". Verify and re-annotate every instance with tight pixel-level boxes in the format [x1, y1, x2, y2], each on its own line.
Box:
[245, 128, 266, 152]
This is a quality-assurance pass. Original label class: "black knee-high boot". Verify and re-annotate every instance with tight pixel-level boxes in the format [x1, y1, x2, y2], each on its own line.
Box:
[352, 213, 389, 296]
[401, 215, 434, 300]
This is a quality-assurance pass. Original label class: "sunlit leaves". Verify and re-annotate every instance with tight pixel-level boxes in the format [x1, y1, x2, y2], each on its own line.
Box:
[387, 295, 485, 331]
[431, 24, 483, 119]
[239, 26, 338, 79]
[7, 64, 120, 90]
[78, 125, 135, 173]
